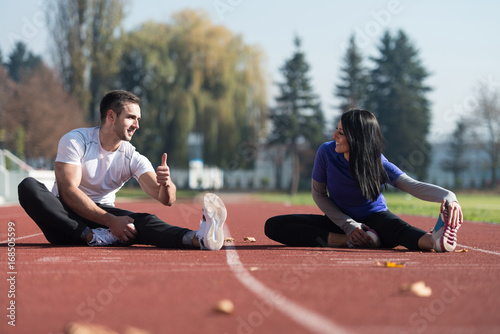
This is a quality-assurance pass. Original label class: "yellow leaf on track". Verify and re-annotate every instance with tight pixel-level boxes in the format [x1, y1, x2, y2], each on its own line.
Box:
[377, 261, 405, 268]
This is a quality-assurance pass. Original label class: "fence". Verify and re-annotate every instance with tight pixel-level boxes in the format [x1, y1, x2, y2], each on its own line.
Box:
[0, 150, 55, 204]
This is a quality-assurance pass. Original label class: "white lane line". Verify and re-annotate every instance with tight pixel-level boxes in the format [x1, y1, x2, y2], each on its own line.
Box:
[224, 226, 349, 334]
[458, 244, 500, 256]
[0, 213, 25, 219]
[0, 232, 43, 244]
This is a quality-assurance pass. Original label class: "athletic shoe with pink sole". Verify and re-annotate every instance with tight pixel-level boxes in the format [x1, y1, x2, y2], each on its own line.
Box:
[196, 193, 227, 251]
[432, 201, 460, 252]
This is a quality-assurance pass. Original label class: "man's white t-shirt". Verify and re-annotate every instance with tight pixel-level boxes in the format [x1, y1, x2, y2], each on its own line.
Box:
[52, 127, 154, 206]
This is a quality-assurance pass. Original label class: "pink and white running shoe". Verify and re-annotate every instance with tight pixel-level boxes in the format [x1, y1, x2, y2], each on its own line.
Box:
[432, 201, 460, 252]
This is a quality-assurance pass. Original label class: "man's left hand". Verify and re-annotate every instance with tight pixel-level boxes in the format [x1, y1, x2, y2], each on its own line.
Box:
[156, 153, 171, 186]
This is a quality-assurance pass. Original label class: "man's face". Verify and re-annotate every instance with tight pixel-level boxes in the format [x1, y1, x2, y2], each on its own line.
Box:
[113, 103, 141, 141]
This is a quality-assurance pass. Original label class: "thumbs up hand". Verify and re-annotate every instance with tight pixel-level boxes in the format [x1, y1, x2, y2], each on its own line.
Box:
[161, 153, 167, 167]
[156, 153, 171, 186]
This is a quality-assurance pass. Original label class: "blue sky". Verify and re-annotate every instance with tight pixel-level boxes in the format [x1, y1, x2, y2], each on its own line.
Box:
[1, 0, 499, 141]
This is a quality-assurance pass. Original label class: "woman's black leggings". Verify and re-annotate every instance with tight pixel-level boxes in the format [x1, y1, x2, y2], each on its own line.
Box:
[264, 210, 427, 250]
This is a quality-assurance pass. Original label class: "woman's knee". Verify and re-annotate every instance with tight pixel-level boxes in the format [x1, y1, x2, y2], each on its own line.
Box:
[264, 216, 282, 239]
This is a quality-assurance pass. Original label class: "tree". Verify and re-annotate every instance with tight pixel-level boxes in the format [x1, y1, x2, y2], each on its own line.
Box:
[5, 41, 41, 82]
[0, 65, 15, 150]
[471, 82, 500, 188]
[269, 35, 325, 195]
[2, 64, 86, 161]
[87, 0, 125, 123]
[367, 30, 432, 180]
[440, 118, 469, 189]
[334, 34, 368, 113]
[46, 0, 125, 123]
[119, 10, 267, 169]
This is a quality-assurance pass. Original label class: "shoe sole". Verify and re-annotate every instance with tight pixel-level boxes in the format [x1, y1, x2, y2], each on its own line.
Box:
[203, 193, 227, 250]
[439, 224, 458, 252]
[434, 203, 459, 252]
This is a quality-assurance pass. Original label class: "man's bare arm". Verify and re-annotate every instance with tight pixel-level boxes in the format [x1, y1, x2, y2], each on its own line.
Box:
[138, 153, 176, 206]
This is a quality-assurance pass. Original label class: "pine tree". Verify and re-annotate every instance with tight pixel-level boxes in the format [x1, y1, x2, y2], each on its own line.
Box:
[440, 119, 469, 189]
[367, 30, 432, 179]
[5, 41, 41, 82]
[269, 35, 325, 195]
[335, 34, 368, 113]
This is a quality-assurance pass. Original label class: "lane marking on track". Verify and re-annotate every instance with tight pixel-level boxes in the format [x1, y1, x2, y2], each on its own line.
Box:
[0, 232, 43, 244]
[224, 226, 349, 334]
[458, 244, 500, 256]
[0, 213, 26, 219]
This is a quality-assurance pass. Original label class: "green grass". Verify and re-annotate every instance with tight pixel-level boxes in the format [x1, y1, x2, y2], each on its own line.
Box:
[254, 191, 500, 224]
[116, 187, 198, 200]
[116, 186, 499, 223]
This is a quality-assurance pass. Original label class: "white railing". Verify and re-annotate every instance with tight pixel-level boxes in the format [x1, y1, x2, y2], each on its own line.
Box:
[0, 150, 55, 204]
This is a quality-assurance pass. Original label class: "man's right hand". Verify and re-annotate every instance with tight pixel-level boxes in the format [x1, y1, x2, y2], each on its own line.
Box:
[108, 215, 137, 242]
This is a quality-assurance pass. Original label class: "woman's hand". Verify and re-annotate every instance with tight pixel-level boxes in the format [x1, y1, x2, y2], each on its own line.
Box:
[349, 225, 373, 247]
[443, 199, 463, 229]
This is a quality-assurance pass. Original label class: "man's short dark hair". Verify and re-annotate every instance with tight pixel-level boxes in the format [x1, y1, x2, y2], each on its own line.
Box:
[100, 90, 140, 123]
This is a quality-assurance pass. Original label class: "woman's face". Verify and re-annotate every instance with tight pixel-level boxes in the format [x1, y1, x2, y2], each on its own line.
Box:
[333, 120, 350, 160]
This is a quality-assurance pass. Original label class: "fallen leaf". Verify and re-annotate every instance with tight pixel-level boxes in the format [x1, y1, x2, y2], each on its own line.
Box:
[65, 322, 118, 334]
[399, 283, 411, 292]
[454, 248, 468, 253]
[214, 299, 235, 314]
[377, 261, 405, 268]
[244, 237, 256, 242]
[410, 281, 432, 297]
[225, 237, 235, 242]
[124, 327, 153, 334]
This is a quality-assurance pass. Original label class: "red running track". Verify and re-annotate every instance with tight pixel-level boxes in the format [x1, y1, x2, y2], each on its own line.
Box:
[1, 194, 499, 334]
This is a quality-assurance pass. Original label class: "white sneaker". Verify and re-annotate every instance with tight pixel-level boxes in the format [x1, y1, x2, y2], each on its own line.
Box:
[88, 228, 124, 247]
[196, 193, 227, 250]
[432, 202, 460, 252]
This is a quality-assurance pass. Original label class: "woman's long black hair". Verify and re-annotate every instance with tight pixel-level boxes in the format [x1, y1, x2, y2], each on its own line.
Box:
[341, 109, 388, 201]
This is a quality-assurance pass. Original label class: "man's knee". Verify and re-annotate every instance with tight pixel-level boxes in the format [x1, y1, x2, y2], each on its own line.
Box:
[19, 176, 36, 191]
[18, 177, 52, 207]
[18, 177, 38, 201]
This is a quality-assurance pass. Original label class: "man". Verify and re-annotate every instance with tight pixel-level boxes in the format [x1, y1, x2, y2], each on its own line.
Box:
[18, 90, 226, 250]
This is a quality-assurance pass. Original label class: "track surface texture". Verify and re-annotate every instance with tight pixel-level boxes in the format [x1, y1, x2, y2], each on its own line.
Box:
[1, 194, 499, 334]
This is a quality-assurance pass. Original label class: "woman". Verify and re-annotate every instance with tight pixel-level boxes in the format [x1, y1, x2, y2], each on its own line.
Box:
[265, 109, 463, 252]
